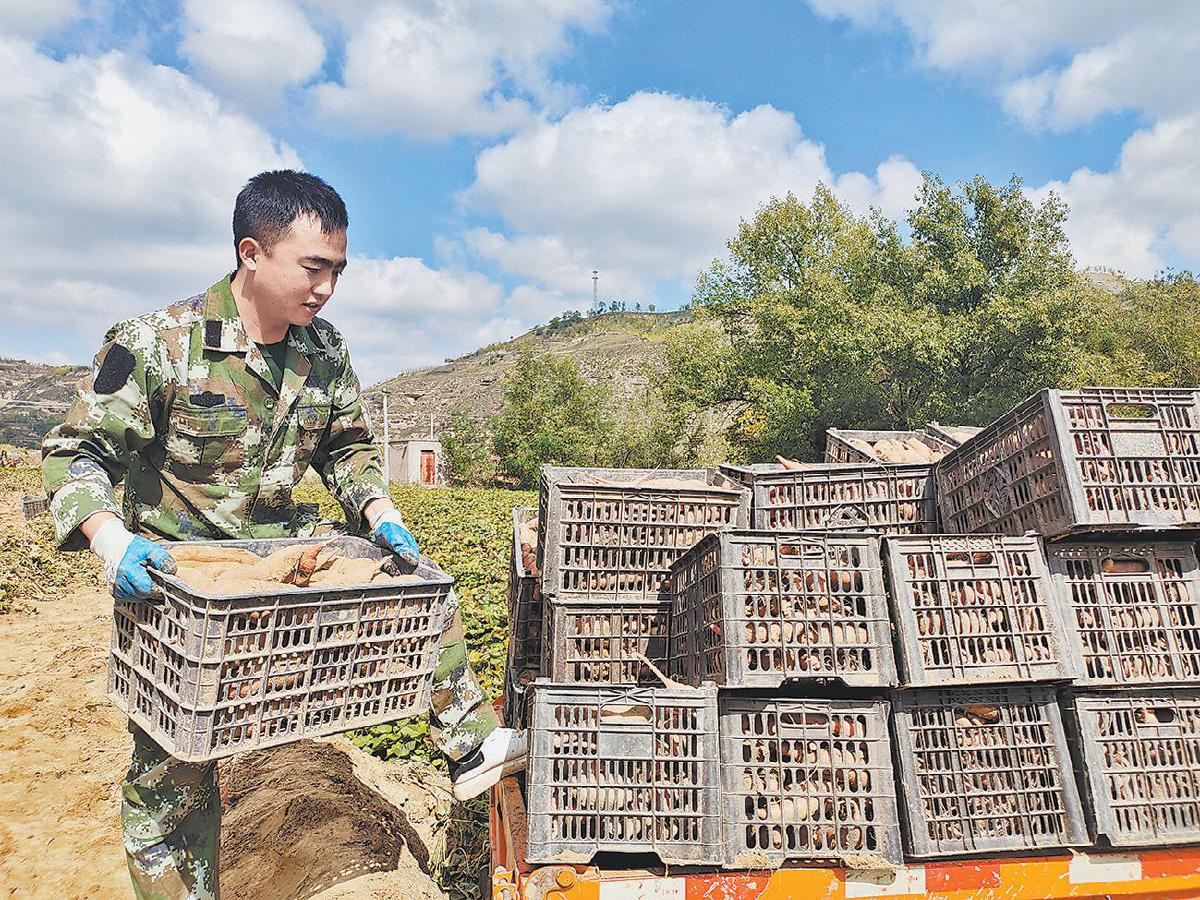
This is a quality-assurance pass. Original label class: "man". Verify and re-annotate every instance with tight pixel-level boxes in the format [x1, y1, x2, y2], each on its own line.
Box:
[42, 170, 525, 899]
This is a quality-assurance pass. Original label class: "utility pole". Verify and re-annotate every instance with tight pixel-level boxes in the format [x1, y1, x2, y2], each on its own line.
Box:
[381, 392, 391, 484]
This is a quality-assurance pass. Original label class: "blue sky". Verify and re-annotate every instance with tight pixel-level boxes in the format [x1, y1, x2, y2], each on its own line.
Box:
[2, 2, 1197, 383]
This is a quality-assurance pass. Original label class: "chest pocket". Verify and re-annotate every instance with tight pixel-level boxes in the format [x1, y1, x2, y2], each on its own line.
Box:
[166, 403, 248, 471]
[295, 404, 331, 456]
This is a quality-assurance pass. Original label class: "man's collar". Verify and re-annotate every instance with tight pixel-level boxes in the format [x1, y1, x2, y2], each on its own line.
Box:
[201, 274, 322, 356]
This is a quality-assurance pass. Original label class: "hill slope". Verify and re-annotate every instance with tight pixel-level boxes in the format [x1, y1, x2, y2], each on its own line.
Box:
[0, 358, 88, 448]
[368, 311, 690, 440]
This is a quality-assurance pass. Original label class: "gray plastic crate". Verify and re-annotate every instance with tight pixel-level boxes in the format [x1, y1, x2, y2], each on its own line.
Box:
[669, 530, 896, 689]
[536, 466, 750, 605]
[886, 534, 1075, 687]
[21, 493, 48, 520]
[892, 686, 1088, 858]
[935, 387, 1200, 538]
[1067, 690, 1200, 848]
[925, 422, 983, 448]
[1047, 541, 1200, 687]
[107, 536, 452, 762]
[720, 695, 902, 867]
[720, 462, 936, 534]
[508, 506, 542, 676]
[825, 429, 952, 465]
[526, 681, 722, 866]
[541, 598, 670, 684]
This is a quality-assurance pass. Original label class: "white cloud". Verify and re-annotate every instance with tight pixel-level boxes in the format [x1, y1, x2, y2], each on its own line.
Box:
[179, 0, 325, 114]
[0, 36, 298, 348]
[0, 0, 83, 38]
[809, 1, 1200, 273]
[463, 92, 921, 296]
[310, 0, 610, 138]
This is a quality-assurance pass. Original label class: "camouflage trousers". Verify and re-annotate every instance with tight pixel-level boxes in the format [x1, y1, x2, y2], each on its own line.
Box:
[121, 602, 499, 899]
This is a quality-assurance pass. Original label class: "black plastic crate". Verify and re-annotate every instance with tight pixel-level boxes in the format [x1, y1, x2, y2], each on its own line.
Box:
[892, 686, 1088, 858]
[719, 696, 902, 867]
[935, 387, 1200, 538]
[1068, 690, 1200, 848]
[541, 598, 670, 684]
[21, 493, 49, 520]
[825, 429, 951, 465]
[536, 466, 750, 604]
[526, 682, 722, 866]
[1047, 541, 1200, 687]
[107, 536, 452, 762]
[502, 662, 531, 729]
[669, 531, 896, 689]
[508, 506, 542, 676]
[720, 463, 936, 534]
[886, 534, 1075, 687]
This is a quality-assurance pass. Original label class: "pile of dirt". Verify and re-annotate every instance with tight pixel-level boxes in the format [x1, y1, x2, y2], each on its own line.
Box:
[220, 741, 446, 900]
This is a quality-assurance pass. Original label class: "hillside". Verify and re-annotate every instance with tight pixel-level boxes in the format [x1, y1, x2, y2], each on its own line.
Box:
[368, 310, 691, 439]
[0, 358, 87, 448]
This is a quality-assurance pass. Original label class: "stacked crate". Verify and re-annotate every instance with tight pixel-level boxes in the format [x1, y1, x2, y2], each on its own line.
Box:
[519, 466, 750, 866]
[934, 386, 1200, 851]
[669, 529, 904, 866]
[884, 534, 1087, 858]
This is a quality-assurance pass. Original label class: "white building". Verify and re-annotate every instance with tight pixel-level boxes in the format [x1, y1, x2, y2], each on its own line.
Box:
[389, 439, 444, 486]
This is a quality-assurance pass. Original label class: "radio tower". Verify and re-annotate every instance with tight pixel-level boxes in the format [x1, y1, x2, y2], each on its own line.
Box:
[591, 270, 598, 311]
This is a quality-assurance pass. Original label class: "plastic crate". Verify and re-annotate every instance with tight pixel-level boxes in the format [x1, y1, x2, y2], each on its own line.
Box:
[508, 506, 542, 676]
[935, 387, 1200, 538]
[720, 463, 936, 534]
[885, 534, 1074, 687]
[668, 530, 896, 689]
[925, 422, 983, 448]
[825, 429, 952, 465]
[21, 493, 48, 520]
[541, 598, 670, 684]
[1047, 541, 1200, 687]
[107, 536, 452, 762]
[892, 686, 1088, 859]
[1067, 690, 1200, 848]
[719, 696, 902, 867]
[536, 466, 750, 605]
[502, 663, 532, 729]
[526, 682, 722, 866]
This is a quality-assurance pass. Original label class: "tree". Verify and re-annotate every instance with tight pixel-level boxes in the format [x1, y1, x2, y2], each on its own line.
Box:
[490, 352, 616, 487]
[440, 414, 496, 486]
[664, 175, 1143, 461]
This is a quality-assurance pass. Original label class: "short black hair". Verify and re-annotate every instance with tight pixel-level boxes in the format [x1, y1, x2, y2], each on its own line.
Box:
[232, 170, 349, 268]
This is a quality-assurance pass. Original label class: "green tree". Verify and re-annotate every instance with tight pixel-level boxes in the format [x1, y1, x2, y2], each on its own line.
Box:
[665, 175, 1143, 461]
[440, 414, 497, 486]
[491, 352, 615, 487]
[1118, 272, 1200, 386]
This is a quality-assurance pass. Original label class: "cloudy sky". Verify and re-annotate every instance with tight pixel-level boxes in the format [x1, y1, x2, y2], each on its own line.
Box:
[4, 2, 1198, 382]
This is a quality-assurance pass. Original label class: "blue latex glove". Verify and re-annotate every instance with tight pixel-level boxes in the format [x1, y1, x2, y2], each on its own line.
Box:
[113, 536, 178, 601]
[372, 514, 421, 571]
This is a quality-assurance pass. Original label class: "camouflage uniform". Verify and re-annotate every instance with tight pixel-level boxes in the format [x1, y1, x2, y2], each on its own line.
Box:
[42, 276, 498, 900]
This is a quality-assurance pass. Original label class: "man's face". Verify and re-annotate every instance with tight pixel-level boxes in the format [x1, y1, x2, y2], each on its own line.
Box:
[251, 214, 348, 327]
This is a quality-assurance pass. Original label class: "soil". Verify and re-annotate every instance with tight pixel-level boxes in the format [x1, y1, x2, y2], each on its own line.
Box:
[0, 488, 452, 900]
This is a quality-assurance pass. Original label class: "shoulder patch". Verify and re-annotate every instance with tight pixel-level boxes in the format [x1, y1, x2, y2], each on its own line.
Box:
[205, 320, 222, 347]
[93, 344, 136, 394]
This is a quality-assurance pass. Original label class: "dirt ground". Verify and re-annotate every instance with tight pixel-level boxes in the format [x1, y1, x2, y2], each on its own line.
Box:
[0, 493, 453, 900]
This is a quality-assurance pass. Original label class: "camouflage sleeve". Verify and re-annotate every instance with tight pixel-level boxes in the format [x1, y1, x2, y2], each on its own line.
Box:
[311, 353, 388, 535]
[41, 319, 162, 550]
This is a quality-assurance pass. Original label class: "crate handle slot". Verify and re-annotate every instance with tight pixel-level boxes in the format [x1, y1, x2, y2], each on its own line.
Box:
[1139, 706, 1177, 726]
[779, 712, 829, 728]
[1100, 556, 1152, 575]
[599, 703, 652, 725]
[778, 543, 826, 561]
[1106, 402, 1158, 420]
[944, 551, 996, 568]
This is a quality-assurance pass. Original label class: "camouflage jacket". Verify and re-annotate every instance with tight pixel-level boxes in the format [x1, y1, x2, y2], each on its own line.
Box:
[42, 276, 389, 549]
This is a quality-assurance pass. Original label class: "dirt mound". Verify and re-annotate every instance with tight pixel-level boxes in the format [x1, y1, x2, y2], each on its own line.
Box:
[220, 741, 446, 900]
